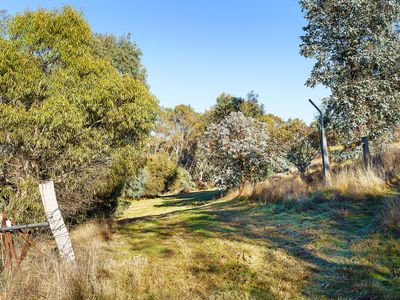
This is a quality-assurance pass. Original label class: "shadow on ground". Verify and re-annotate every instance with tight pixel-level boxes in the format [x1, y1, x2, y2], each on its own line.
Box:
[156, 190, 224, 207]
[117, 190, 400, 299]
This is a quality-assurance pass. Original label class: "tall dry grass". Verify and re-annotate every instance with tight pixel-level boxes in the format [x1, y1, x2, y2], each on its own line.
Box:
[250, 175, 309, 203]
[381, 196, 400, 234]
[376, 144, 400, 184]
[239, 145, 400, 203]
[0, 222, 108, 300]
[329, 167, 388, 198]
[0, 220, 310, 300]
[0, 222, 212, 299]
[1, 222, 213, 300]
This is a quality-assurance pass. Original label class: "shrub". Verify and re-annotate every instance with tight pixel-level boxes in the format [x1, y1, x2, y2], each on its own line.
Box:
[91, 147, 145, 218]
[169, 167, 196, 193]
[123, 168, 148, 199]
[0, 176, 44, 224]
[143, 152, 177, 196]
[286, 138, 318, 180]
[199, 112, 275, 191]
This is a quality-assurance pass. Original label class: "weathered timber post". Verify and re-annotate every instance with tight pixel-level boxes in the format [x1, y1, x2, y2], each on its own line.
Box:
[39, 181, 76, 264]
[361, 136, 371, 169]
[309, 99, 332, 186]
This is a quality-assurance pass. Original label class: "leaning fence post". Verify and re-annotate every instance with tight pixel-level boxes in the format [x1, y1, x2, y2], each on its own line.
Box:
[309, 99, 332, 186]
[361, 136, 371, 168]
[39, 181, 76, 264]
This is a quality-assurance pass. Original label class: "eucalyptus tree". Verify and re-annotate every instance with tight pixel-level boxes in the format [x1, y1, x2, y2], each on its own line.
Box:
[93, 33, 147, 85]
[199, 112, 274, 191]
[149, 105, 204, 173]
[0, 7, 158, 222]
[208, 91, 265, 124]
[300, 0, 400, 142]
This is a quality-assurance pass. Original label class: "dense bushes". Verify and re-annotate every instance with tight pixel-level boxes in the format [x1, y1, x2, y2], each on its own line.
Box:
[141, 153, 197, 197]
[169, 167, 196, 193]
[0, 7, 158, 223]
[199, 112, 275, 191]
[143, 152, 177, 197]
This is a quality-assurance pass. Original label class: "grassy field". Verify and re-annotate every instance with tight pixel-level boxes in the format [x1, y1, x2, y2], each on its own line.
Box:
[2, 189, 399, 299]
[109, 190, 400, 299]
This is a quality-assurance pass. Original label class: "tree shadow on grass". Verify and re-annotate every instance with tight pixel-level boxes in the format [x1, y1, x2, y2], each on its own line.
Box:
[193, 198, 399, 299]
[117, 191, 399, 299]
[156, 190, 224, 208]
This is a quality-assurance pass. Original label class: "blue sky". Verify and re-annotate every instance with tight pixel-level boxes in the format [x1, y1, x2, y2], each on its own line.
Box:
[2, 0, 329, 123]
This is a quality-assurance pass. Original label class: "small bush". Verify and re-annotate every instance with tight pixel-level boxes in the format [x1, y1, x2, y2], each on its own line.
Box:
[123, 168, 148, 199]
[169, 167, 196, 193]
[286, 137, 317, 180]
[0, 176, 44, 224]
[381, 197, 400, 234]
[143, 152, 177, 196]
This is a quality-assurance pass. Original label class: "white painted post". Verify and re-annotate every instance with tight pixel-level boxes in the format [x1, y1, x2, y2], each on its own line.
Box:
[39, 181, 75, 264]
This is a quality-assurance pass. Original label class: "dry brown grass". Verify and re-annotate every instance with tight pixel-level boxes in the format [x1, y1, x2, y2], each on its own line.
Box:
[0, 219, 310, 300]
[381, 196, 400, 234]
[239, 145, 400, 203]
[237, 167, 388, 204]
[329, 167, 388, 198]
[377, 144, 400, 184]
[249, 175, 309, 203]
[0, 222, 111, 300]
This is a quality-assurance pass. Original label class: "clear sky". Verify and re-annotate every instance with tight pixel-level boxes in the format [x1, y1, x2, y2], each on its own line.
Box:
[2, 0, 329, 123]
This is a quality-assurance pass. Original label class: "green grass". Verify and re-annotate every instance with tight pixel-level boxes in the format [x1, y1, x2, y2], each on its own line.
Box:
[112, 190, 400, 299]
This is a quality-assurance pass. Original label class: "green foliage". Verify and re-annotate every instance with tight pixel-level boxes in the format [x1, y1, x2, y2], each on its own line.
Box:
[286, 138, 318, 179]
[123, 168, 148, 199]
[281, 120, 318, 178]
[169, 167, 196, 193]
[300, 0, 400, 141]
[143, 152, 177, 196]
[93, 33, 147, 85]
[199, 112, 274, 190]
[208, 91, 264, 124]
[0, 7, 158, 222]
[103, 146, 145, 198]
[149, 105, 204, 174]
[0, 176, 44, 223]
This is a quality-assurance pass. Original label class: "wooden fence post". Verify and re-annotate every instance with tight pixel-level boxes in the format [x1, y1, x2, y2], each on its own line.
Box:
[361, 136, 371, 168]
[39, 181, 75, 264]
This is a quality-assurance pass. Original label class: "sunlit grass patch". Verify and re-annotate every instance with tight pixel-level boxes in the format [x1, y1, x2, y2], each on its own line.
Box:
[2, 190, 400, 299]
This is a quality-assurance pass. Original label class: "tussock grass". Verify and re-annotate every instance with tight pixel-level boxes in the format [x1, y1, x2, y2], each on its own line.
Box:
[0, 222, 107, 300]
[330, 167, 388, 198]
[381, 196, 400, 234]
[0, 220, 310, 299]
[250, 175, 309, 203]
[378, 144, 400, 185]
[239, 145, 400, 203]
